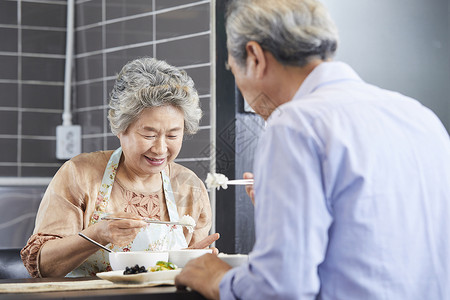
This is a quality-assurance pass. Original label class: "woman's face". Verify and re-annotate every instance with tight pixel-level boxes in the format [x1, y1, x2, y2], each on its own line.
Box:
[118, 105, 184, 177]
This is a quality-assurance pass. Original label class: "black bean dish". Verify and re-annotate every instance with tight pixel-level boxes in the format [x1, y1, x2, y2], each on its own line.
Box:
[123, 264, 148, 275]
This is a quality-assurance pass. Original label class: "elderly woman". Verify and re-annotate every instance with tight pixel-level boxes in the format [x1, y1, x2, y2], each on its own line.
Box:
[21, 57, 217, 278]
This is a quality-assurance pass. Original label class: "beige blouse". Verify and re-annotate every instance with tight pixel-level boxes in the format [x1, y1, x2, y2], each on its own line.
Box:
[20, 150, 212, 278]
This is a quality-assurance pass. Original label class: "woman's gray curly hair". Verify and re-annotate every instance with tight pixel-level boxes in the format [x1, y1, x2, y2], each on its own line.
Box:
[226, 0, 339, 68]
[108, 57, 202, 136]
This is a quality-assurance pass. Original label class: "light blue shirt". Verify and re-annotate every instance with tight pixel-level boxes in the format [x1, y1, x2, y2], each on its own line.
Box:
[220, 62, 450, 299]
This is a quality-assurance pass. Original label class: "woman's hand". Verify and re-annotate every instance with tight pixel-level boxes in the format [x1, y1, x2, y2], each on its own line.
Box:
[92, 212, 147, 247]
[187, 233, 220, 255]
[39, 212, 146, 277]
[243, 172, 255, 205]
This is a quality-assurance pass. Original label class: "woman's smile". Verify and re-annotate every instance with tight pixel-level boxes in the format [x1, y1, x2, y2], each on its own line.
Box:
[144, 156, 166, 166]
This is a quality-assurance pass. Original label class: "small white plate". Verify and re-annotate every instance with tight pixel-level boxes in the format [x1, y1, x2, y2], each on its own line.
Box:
[96, 269, 181, 284]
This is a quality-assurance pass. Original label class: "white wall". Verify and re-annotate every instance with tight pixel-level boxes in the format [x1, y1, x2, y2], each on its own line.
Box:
[322, 0, 450, 131]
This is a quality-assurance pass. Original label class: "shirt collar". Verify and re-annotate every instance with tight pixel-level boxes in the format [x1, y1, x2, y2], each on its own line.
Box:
[293, 61, 364, 100]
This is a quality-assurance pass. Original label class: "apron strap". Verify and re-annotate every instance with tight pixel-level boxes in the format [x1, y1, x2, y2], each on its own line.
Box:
[161, 169, 181, 222]
[90, 147, 122, 224]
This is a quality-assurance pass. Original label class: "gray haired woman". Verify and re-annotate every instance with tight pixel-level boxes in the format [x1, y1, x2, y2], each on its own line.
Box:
[21, 57, 218, 278]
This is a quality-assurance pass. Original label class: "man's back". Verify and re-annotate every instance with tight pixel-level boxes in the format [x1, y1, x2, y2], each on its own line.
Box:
[278, 62, 450, 299]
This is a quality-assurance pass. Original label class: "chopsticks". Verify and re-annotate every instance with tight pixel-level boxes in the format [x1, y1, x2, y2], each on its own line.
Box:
[226, 179, 254, 186]
[101, 216, 192, 227]
[78, 232, 112, 252]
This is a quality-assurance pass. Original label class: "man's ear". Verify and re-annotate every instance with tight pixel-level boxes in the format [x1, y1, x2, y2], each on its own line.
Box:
[245, 41, 267, 79]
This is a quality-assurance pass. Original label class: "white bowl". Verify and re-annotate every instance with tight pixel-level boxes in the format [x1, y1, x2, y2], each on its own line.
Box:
[168, 249, 213, 267]
[109, 251, 168, 271]
[218, 253, 248, 267]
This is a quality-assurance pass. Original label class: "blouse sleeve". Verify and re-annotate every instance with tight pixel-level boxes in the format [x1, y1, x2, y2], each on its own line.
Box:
[20, 156, 97, 277]
[20, 233, 61, 278]
[169, 163, 212, 247]
[187, 182, 212, 247]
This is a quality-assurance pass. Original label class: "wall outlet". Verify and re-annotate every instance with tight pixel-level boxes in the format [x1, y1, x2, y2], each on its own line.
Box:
[56, 125, 81, 159]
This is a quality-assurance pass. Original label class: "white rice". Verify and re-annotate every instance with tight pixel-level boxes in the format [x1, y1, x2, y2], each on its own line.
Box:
[205, 173, 229, 190]
[180, 214, 196, 233]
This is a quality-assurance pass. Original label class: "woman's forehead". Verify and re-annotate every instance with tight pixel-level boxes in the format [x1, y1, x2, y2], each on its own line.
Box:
[133, 106, 184, 130]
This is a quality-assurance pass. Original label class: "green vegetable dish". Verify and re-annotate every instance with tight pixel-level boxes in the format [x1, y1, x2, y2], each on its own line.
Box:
[149, 261, 177, 272]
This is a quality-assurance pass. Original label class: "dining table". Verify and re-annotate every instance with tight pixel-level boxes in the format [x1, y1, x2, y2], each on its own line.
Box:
[0, 276, 206, 300]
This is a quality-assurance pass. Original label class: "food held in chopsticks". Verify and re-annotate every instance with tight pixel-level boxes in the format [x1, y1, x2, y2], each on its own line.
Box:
[205, 173, 255, 190]
[205, 173, 229, 190]
[179, 214, 196, 233]
[101, 214, 196, 233]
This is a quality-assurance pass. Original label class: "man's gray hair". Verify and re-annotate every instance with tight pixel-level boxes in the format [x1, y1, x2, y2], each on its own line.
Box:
[108, 57, 202, 135]
[226, 0, 339, 67]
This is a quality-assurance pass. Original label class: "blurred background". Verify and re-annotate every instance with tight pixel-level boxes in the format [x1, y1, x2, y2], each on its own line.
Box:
[0, 0, 448, 255]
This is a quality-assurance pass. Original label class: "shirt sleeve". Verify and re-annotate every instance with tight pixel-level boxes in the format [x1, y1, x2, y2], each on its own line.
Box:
[220, 118, 333, 299]
[20, 158, 92, 277]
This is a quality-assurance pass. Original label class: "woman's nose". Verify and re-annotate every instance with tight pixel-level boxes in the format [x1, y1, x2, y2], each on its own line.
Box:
[151, 138, 167, 155]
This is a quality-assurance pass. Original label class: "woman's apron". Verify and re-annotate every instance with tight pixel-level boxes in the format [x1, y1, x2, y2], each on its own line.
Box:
[68, 147, 188, 277]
